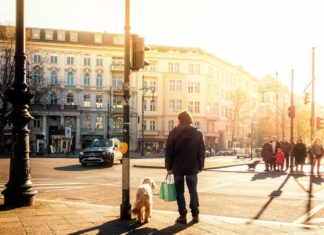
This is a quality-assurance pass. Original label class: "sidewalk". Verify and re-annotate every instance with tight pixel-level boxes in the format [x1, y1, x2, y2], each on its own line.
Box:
[0, 198, 323, 235]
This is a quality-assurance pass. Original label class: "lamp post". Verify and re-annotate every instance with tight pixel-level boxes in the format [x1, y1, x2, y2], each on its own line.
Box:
[1, 0, 37, 206]
[140, 75, 155, 156]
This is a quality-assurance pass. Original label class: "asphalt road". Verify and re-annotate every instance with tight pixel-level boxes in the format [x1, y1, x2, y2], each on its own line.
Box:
[1, 156, 324, 226]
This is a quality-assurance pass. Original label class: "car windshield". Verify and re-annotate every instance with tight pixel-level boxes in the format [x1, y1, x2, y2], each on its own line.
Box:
[91, 140, 113, 148]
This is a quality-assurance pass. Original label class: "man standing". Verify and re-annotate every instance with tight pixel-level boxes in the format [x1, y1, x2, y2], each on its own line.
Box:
[270, 136, 281, 171]
[165, 110, 205, 224]
[281, 138, 291, 171]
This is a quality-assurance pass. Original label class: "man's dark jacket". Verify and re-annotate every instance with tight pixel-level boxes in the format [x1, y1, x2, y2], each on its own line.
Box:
[165, 125, 205, 176]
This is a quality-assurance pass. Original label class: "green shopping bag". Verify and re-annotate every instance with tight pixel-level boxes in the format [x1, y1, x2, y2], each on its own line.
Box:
[159, 174, 177, 202]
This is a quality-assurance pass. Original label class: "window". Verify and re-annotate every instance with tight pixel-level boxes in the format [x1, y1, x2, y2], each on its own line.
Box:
[168, 62, 179, 73]
[50, 55, 57, 64]
[84, 73, 90, 86]
[168, 120, 174, 131]
[112, 76, 123, 88]
[194, 121, 200, 129]
[144, 62, 157, 72]
[112, 117, 123, 129]
[169, 99, 175, 112]
[113, 96, 123, 108]
[84, 56, 91, 66]
[149, 120, 156, 131]
[150, 100, 156, 111]
[96, 56, 103, 67]
[83, 94, 90, 107]
[176, 80, 182, 91]
[32, 28, 40, 39]
[143, 100, 147, 111]
[169, 80, 175, 91]
[94, 34, 102, 43]
[70, 32, 78, 42]
[33, 116, 41, 128]
[143, 120, 147, 131]
[96, 115, 103, 129]
[168, 63, 173, 72]
[67, 72, 74, 86]
[194, 101, 200, 113]
[33, 69, 41, 84]
[50, 71, 57, 85]
[169, 99, 181, 112]
[96, 74, 103, 87]
[45, 30, 53, 40]
[176, 100, 182, 111]
[33, 54, 41, 63]
[195, 64, 200, 74]
[188, 82, 194, 93]
[67, 56, 74, 65]
[188, 101, 194, 113]
[83, 115, 91, 129]
[57, 30, 66, 41]
[96, 95, 103, 108]
[50, 92, 58, 105]
[194, 83, 200, 93]
[66, 93, 74, 105]
[188, 64, 194, 74]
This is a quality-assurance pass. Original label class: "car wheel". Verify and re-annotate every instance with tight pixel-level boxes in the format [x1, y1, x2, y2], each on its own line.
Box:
[107, 155, 114, 167]
[81, 163, 87, 167]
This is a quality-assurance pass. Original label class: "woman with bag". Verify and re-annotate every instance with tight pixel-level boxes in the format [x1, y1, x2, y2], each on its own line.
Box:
[165, 110, 205, 224]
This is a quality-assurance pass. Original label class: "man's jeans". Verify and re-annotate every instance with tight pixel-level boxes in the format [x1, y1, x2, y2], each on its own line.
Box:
[174, 174, 199, 217]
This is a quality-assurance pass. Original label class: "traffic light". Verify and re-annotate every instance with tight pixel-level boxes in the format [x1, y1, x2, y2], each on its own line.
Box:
[316, 117, 324, 130]
[131, 34, 150, 71]
[288, 105, 295, 118]
[304, 92, 310, 104]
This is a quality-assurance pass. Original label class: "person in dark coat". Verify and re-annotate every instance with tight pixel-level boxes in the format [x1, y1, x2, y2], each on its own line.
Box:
[281, 138, 291, 171]
[165, 110, 205, 224]
[311, 137, 324, 174]
[293, 139, 307, 172]
[261, 138, 273, 172]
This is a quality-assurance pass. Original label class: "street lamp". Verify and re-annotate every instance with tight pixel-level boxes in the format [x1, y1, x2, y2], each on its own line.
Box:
[140, 75, 155, 156]
[2, 0, 37, 206]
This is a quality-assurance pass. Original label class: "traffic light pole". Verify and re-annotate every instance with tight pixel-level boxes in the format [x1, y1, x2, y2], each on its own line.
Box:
[290, 69, 294, 172]
[120, 0, 131, 220]
[311, 47, 315, 141]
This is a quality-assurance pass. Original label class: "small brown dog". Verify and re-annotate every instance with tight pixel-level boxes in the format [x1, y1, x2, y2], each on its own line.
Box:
[248, 160, 261, 170]
[131, 177, 157, 224]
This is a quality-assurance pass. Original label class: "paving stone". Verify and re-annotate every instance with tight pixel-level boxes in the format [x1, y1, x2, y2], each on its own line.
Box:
[0, 216, 20, 222]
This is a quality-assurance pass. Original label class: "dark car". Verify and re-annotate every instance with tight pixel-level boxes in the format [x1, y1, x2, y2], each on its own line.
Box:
[215, 149, 237, 156]
[79, 138, 122, 167]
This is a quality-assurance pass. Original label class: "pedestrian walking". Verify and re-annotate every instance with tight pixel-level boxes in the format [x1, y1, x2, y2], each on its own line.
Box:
[261, 138, 273, 172]
[275, 148, 285, 172]
[270, 136, 281, 171]
[310, 137, 324, 175]
[281, 138, 291, 171]
[165, 110, 205, 224]
[293, 139, 307, 172]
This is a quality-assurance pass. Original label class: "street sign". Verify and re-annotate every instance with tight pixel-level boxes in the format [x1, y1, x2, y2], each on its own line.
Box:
[65, 127, 72, 138]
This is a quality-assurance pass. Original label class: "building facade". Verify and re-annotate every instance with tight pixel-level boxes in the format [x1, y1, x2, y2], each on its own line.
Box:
[2, 27, 258, 153]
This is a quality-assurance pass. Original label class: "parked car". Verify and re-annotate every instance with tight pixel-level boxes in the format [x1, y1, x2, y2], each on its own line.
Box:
[252, 148, 262, 158]
[215, 149, 237, 156]
[236, 148, 252, 159]
[79, 138, 123, 167]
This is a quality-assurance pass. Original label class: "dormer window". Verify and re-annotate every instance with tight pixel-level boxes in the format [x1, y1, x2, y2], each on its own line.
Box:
[94, 33, 102, 43]
[45, 29, 53, 40]
[32, 28, 40, 39]
[70, 32, 78, 42]
[57, 30, 66, 41]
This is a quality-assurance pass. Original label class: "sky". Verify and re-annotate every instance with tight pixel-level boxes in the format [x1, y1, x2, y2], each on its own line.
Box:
[1, 0, 324, 103]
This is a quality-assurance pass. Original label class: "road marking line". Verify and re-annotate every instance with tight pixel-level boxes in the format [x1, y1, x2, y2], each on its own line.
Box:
[293, 202, 324, 224]
[37, 198, 324, 229]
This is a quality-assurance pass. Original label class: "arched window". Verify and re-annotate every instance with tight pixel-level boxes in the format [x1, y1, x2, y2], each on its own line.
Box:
[50, 71, 57, 85]
[50, 92, 58, 105]
[67, 72, 74, 86]
[96, 73, 103, 87]
[67, 93, 74, 105]
[33, 69, 41, 84]
[84, 73, 90, 86]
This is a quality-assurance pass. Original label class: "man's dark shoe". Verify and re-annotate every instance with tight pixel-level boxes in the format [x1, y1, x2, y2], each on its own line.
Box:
[192, 216, 199, 223]
[176, 216, 187, 224]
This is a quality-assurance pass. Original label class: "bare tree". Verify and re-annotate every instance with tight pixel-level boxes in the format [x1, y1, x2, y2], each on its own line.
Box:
[0, 25, 58, 153]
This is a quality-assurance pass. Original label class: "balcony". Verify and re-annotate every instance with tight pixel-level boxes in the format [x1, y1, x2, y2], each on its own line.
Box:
[46, 104, 61, 111]
[64, 105, 78, 111]
[110, 64, 124, 72]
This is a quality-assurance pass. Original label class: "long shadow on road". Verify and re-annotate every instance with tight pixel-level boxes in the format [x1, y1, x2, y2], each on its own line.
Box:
[54, 164, 117, 171]
[69, 218, 193, 235]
